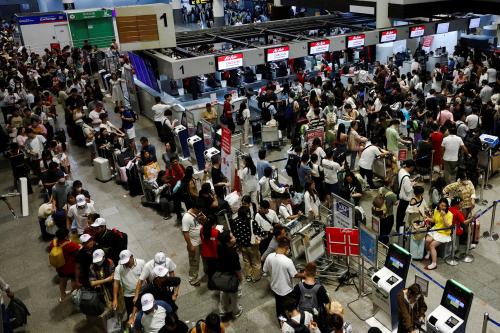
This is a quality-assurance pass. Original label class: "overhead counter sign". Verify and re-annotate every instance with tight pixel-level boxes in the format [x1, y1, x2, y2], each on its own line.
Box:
[347, 34, 365, 48]
[380, 29, 397, 43]
[409, 25, 425, 38]
[216, 53, 243, 71]
[17, 13, 67, 25]
[309, 40, 330, 55]
[68, 9, 113, 20]
[265, 46, 289, 62]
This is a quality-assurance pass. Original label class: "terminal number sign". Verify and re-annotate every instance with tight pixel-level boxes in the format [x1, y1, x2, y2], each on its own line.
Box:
[309, 40, 330, 55]
[216, 53, 243, 71]
[266, 46, 290, 62]
[410, 25, 425, 38]
[380, 29, 397, 43]
[347, 34, 365, 48]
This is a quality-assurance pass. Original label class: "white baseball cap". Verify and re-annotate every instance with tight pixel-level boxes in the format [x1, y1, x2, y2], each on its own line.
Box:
[91, 217, 106, 228]
[92, 249, 105, 263]
[76, 194, 86, 207]
[141, 293, 155, 311]
[153, 265, 168, 278]
[119, 249, 132, 265]
[154, 252, 166, 266]
[79, 234, 92, 243]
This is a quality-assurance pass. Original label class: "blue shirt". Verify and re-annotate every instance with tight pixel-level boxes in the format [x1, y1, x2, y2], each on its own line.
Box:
[257, 160, 271, 180]
[122, 110, 135, 130]
[297, 163, 312, 187]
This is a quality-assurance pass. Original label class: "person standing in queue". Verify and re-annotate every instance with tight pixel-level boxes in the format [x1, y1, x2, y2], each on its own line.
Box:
[396, 283, 427, 333]
[223, 94, 235, 133]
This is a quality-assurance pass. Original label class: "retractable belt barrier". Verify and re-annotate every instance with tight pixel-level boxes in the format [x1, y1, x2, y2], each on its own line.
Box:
[482, 312, 500, 333]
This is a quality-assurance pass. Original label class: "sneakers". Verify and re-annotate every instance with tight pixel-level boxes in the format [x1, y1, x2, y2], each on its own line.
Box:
[233, 305, 243, 318]
[470, 244, 477, 250]
[246, 277, 252, 282]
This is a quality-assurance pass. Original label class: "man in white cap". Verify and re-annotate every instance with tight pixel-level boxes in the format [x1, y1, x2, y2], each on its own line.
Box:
[75, 233, 97, 289]
[66, 194, 96, 235]
[91, 217, 127, 265]
[89, 249, 115, 296]
[113, 250, 145, 318]
[133, 252, 176, 304]
[134, 293, 171, 333]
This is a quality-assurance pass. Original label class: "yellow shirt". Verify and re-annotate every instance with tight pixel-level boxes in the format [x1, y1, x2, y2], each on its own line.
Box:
[202, 110, 217, 124]
[432, 209, 453, 236]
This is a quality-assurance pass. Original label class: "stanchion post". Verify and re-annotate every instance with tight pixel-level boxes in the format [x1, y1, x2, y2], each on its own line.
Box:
[359, 256, 364, 296]
[485, 148, 493, 190]
[478, 170, 488, 206]
[488, 201, 498, 241]
[482, 312, 489, 333]
[462, 221, 474, 263]
[446, 225, 459, 266]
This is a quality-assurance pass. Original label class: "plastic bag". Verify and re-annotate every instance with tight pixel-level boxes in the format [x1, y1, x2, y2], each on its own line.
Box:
[224, 191, 241, 213]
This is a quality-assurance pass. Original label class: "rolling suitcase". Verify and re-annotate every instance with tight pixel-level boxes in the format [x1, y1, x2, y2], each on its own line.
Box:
[471, 218, 481, 244]
[93, 157, 112, 182]
[409, 236, 425, 260]
[126, 162, 143, 196]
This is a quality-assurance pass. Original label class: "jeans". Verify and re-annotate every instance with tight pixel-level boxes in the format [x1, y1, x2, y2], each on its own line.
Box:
[349, 151, 357, 170]
[359, 167, 375, 188]
[240, 245, 262, 281]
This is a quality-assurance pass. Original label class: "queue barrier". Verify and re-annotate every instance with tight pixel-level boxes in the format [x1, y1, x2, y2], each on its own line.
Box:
[482, 313, 500, 333]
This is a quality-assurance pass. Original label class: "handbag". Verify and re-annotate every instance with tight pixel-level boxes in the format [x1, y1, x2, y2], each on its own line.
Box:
[79, 289, 105, 316]
[208, 271, 239, 292]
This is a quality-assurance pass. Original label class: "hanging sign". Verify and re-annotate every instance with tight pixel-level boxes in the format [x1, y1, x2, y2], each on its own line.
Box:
[380, 29, 397, 43]
[68, 9, 113, 21]
[17, 13, 67, 25]
[332, 193, 355, 229]
[409, 25, 425, 38]
[216, 53, 243, 71]
[265, 46, 290, 62]
[220, 128, 233, 186]
[347, 34, 365, 48]
[309, 40, 330, 55]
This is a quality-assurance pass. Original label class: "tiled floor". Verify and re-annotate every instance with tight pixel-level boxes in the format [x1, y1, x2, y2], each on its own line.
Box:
[1, 100, 500, 332]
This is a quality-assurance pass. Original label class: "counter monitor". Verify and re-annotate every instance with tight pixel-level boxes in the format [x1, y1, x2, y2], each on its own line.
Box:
[469, 17, 480, 29]
[265, 46, 290, 62]
[216, 53, 243, 71]
[380, 29, 397, 43]
[436, 22, 450, 34]
[309, 40, 330, 55]
[347, 34, 365, 48]
[409, 25, 425, 38]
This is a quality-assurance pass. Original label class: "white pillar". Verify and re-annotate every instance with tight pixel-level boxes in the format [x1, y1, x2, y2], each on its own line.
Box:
[376, 0, 390, 29]
[212, 0, 225, 26]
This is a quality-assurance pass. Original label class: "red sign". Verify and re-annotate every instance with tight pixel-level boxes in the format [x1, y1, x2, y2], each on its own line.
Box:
[409, 25, 425, 38]
[347, 34, 365, 48]
[398, 148, 408, 161]
[326, 227, 359, 256]
[309, 40, 330, 55]
[380, 29, 397, 43]
[221, 127, 232, 155]
[216, 53, 243, 71]
[306, 129, 324, 146]
[266, 46, 290, 62]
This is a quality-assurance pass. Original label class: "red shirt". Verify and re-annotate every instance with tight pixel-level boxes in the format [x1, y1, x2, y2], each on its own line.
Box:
[200, 227, 219, 259]
[430, 131, 443, 165]
[223, 100, 231, 118]
[167, 164, 185, 188]
[449, 206, 465, 236]
[49, 238, 81, 274]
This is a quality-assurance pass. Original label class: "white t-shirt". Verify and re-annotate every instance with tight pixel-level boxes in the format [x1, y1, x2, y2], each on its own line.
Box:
[312, 147, 326, 161]
[152, 103, 169, 122]
[140, 304, 168, 333]
[238, 167, 258, 192]
[181, 212, 202, 246]
[281, 311, 317, 333]
[27, 134, 46, 158]
[304, 191, 320, 217]
[263, 253, 298, 296]
[89, 109, 104, 125]
[279, 203, 293, 220]
[139, 258, 177, 283]
[487, 67, 497, 84]
[465, 114, 480, 130]
[114, 258, 145, 296]
[67, 202, 96, 234]
[321, 159, 341, 185]
[358, 145, 381, 170]
[255, 209, 280, 232]
[442, 135, 464, 162]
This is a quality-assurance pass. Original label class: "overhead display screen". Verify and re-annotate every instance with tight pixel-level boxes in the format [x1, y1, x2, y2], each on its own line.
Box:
[409, 25, 425, 38]
[309, 40, 330, 55]
[347, 34, 365, 48]
[469, 17, 480, 29]
[265, 46, 290, 62]
[380, 29, 397, 43]
[216, 53, 243, 71]
[436, 22, 450, 34]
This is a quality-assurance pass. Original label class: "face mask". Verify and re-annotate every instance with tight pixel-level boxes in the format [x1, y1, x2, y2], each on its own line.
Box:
[95, 260, 104, 266]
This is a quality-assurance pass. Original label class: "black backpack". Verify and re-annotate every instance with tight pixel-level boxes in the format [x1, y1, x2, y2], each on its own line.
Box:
[286, 310, 311, 333]
[285, 154, 300, 177]
[79, 290, 105, 316]
[261, 103, 272, 122]
[236, 108, 245, 125]
[7, 297, 30, 329]
[435, 70, 443, 82]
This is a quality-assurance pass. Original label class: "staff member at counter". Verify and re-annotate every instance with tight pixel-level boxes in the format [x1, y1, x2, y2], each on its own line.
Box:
[152, 96, 170, 139]
[202, 103, 217, 125]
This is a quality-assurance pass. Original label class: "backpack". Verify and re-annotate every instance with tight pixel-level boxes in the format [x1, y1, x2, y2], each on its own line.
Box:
[285, 154, 300, 177]
[236, 108, 245, 125]
[435, 70, 443, 82]
[298, 282, 321, 314]
[392, 174, 409, 199]
[286, 310, 311, 333]
[7, 297, 30, 329]
[49, 239, 69, 268]
[79, 289, 105, 316]
[284, 101, 294, 120]
[261, 103, 272, 122]
[111, 228, 128, 250]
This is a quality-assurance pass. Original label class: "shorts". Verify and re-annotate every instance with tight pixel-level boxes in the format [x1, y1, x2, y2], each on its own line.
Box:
[57, 271, 76, 279]
[427, 230, 451, 243]
[126, 127, 136, 140]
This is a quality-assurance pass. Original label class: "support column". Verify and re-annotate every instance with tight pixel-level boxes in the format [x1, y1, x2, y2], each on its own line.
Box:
[376, 0, 390, 29]
[212, 0, 225, 27]
[62, 0, 75, 10]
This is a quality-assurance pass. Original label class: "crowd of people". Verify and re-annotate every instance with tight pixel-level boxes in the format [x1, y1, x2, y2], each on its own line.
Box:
[1, 12, 500, 333]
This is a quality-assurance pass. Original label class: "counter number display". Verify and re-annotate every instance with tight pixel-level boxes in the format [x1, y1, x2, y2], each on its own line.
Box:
[379, 29, 397, 43]
[436, 22, 450, 34]
[216, 53, 243, 71]
[309, 40, 330, 55]
[346, 34, 365, 48]
[409, 25, 425, 38]
[469, 17, 480, 29]
[265, 46, 290, 62]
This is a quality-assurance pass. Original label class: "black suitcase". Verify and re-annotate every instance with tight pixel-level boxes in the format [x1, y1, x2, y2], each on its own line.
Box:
[252, 122, 262, 143]
[126, 164, 143, 196]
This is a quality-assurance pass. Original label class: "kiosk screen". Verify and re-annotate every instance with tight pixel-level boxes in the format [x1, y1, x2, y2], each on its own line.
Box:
[384, 244, 411, 280]
[440, 280, 473, 320]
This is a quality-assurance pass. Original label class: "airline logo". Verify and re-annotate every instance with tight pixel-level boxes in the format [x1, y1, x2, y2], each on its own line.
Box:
[380, 29, 397, 43]
[266, 46, 290, 62]
[410, 26, 425, 38]
[347, 34, 365, 48]
[217, 53, 243, 70]
[309, 40, 330, 55]
[18, 14, 67, 25]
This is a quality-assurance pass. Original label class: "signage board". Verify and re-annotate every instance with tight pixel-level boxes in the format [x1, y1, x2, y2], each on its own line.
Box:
[436, 22, 450, 34]
[265, 46, 289, 62]
[409, 25, 425, 38]
[216, 53, 243, 71]
[379, 29, 397, 43]
[305, 129, 324, 146]
[220, 128, 233, 188]
[469, 17, 480, 29]
[332, 193, 355, 229]
[346, 34, 365, 48]
[68, 9, 113, 21]
[189, 0, 212, 4]
[360, 225, 377, 266]
[326, 227, 359, 256]
[398, 148, 408, 161]
[17, 13, 67, 25]
[309, 40, 330, 55]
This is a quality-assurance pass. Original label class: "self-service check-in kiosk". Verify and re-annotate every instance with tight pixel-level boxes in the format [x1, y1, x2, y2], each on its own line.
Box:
[188, 135, 205, 171]
[174, 125, 190, 159]
[371, 244, 412, 331]
[204, 147, 220, 164]
[426, 280, 473, 333]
